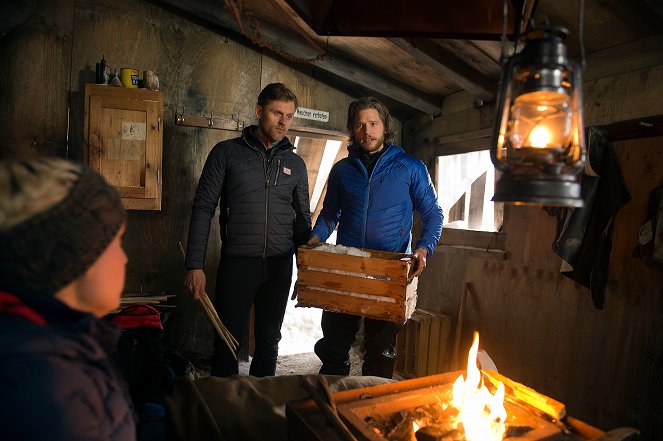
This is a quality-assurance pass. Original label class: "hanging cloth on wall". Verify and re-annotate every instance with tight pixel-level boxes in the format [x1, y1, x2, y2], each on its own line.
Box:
[550, 127, 631, 309]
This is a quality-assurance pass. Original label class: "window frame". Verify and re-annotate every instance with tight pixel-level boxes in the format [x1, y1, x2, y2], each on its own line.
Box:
[430, 127, 508, 258]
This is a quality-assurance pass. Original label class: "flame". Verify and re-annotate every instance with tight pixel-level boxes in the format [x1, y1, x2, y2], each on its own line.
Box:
[451, 332, 506, 441]
[529, 125, 553, 148]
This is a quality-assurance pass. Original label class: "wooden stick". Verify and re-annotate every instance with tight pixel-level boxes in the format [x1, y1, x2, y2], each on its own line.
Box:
[317, 375, 337, 413]
[120, 295, 172, 303]
[200, 293, 238, 347]
[482, 369, 567, 421]
[450, 282, 470, 370]
[179, 241, 239, 357]
[199, 292, 239, 357]
[302, 375, 357, 441]
[210, 301, 237, 347]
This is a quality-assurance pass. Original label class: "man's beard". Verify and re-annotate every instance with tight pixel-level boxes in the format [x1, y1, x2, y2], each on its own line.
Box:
[356, 135, 384, 152]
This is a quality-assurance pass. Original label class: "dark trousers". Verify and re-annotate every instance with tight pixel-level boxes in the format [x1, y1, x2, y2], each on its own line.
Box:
[314, 310, 401, 379]
[211, 256, 293, 377]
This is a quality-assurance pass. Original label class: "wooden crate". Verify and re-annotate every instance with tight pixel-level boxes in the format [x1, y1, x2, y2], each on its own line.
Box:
[394, 309, 452, 378]
[295, 244, 417, 324]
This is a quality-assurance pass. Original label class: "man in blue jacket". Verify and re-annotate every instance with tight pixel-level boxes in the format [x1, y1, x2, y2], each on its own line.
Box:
[309, 96, 443, 378]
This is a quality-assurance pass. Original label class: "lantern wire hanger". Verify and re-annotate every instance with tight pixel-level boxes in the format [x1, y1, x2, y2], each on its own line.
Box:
[491, 0, 587, 207]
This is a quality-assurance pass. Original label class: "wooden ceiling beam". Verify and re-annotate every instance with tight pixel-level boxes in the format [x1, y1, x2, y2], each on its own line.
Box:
[154, 0, 442, 115]
[390, 38, 496, 102]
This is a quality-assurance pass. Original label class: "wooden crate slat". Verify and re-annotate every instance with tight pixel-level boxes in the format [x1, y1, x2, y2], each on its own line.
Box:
[404, 317, 418, 375]
[413, 309, 442, 375]
[395, 327, 407, 374]
[436, 314, 452, 372]
[296, 288, 406, 322]
[422, 312, 441, 375]
[298, 247, 411, 278]
[405, 279, 418, 319]
[301, 245, 412, 261]
[298, 253, 408, 278]
[297, 269, 407, 298]
[394, 309, 453, 378]
[415, 314, 431, 377]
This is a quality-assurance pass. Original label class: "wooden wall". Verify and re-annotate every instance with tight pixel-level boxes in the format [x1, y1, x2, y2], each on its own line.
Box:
[0, 0, 74, 159]
[405, 41, 663, 439]
[0, 0, 379, 356]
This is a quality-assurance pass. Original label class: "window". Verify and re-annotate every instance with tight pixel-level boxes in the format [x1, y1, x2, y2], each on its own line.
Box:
[304, 138, 342, 215]
[436, 150, 504, 232]
[288, 129, 349, 240]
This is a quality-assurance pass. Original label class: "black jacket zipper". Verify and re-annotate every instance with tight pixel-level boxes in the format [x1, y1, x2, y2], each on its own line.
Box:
[274, 159, 281, 186]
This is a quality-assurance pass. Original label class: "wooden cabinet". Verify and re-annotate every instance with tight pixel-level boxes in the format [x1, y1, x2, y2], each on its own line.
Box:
[84, 84, 163, 210]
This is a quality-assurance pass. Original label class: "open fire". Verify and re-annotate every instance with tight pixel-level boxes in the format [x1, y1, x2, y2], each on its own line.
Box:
[336, 329, 581, 440]
[403, 331, 507, 440]
[449, 332, 506, 440]
[345, 331, 511, 440]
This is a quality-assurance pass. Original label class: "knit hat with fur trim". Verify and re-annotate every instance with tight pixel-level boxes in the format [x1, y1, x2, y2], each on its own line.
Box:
[0, 162, 126, 295]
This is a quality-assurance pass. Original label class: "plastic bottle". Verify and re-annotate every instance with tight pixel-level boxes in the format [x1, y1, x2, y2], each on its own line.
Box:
[96, 55, 107, 84]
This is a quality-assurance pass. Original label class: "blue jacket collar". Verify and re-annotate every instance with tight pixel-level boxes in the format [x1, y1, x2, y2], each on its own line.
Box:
[348, 143, 402, 158]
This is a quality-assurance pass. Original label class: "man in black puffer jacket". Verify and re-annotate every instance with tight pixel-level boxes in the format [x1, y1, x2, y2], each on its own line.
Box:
[185, 83, 311, 377]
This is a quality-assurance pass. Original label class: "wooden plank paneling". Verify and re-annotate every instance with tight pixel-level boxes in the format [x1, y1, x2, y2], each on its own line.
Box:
[0, 0, 74, 158]
[584, 64, 663, 127]
[535, 2, 663, 56]
[389, 38, 496, 101]
[583, 34, 663, 82]
[311, 35, 452, 103]
[610, 136, 663, 285]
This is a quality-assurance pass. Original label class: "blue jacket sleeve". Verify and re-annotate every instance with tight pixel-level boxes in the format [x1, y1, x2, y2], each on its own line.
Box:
[410, 160, 444, 256]
[311, 164, 341, 242]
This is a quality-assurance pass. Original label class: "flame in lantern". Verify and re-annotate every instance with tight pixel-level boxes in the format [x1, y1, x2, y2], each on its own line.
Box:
[451, 332, 507, 441]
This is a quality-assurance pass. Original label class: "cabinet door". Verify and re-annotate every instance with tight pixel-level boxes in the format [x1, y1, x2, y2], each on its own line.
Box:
[85, 84, 163, 210]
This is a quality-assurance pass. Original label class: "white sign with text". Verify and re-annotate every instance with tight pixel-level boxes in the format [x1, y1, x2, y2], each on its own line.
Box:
[295, 107, 329, 122]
